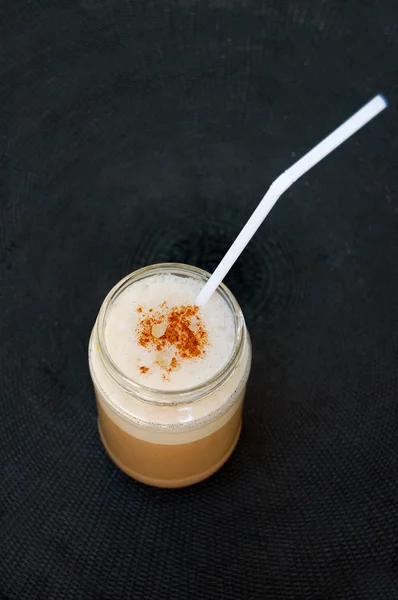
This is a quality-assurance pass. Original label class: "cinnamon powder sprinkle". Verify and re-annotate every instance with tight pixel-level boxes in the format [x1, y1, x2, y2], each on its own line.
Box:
[136, 303, 209, 375]
[139, 366, 149, 374]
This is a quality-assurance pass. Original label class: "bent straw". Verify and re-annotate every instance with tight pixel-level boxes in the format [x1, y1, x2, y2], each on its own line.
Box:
[195, 95, 388, 307]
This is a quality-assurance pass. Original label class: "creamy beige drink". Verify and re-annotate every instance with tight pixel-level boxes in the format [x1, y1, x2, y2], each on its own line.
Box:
[89, 263, 251, 488]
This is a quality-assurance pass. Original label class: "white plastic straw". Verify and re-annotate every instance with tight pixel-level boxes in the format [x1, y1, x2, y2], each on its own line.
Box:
[195, 95, 388, 307]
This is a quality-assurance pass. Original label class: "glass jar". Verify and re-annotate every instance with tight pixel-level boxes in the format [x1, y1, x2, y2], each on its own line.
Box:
[88, 263, 252, 488]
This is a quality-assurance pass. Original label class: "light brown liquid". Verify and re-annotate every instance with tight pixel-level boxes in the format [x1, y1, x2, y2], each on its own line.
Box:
[97, 400, 242, 488]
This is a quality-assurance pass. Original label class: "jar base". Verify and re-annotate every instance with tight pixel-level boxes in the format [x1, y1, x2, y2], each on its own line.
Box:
[98, 420, 242, 488]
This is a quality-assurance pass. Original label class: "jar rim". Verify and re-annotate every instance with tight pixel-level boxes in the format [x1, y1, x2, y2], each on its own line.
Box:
[95, 263, 245, 404]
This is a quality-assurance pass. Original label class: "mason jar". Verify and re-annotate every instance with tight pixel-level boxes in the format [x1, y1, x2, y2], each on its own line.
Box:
[88, 263, 252, 488]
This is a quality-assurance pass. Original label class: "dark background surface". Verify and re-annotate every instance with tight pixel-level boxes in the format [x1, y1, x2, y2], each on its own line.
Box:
[1, 1, 398, 598]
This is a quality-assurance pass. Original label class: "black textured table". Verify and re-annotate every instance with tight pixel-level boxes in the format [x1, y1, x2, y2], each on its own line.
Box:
[1, 2, 398, 599]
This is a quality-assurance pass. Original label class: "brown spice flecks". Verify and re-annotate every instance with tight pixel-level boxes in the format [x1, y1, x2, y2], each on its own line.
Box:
[137, 307, 143, 313]
[136, 303, 209, 375]
[139, 366, 149, 374]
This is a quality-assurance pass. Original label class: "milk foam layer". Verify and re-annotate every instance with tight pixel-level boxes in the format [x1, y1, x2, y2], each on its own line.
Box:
[89, 272, 251, 445]
[104, 274, 235, 390]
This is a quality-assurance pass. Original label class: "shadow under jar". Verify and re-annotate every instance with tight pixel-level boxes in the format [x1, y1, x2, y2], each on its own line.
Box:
[88, 263, 252, 488]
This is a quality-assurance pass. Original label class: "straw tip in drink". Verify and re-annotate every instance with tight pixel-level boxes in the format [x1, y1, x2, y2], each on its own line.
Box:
[195, 295, 205, 308]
